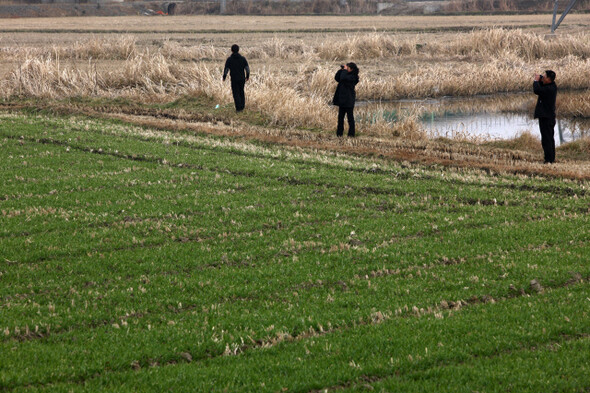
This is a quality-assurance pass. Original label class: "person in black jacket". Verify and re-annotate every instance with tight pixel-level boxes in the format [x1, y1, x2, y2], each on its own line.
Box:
[223, 44, 250, 112]
[533, 70, 557, 163]
[333, 62, 359, 137]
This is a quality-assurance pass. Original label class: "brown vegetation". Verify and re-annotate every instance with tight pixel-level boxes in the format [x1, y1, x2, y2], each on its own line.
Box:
[1, 18, 589, 176]
[3, 29, 590, 114]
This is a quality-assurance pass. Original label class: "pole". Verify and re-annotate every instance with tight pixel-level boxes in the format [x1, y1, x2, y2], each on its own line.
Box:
[551, 0, 559, 33]
[551, 0, 579, 33]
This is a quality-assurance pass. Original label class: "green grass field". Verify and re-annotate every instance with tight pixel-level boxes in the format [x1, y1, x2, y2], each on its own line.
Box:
[1, 110, 589, 392]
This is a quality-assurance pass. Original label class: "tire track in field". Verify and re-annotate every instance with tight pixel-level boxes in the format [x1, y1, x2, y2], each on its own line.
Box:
[3, 236, 587, 347]
[307, 332, 590, 393]
[4, 179, 577, 268]
[5, 278, 589, 392]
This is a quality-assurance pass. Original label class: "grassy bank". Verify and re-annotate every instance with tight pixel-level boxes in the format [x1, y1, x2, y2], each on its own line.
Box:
[1, 111, 589, 391]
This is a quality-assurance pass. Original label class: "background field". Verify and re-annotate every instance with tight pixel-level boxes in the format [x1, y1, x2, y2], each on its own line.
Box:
[1, 14, 590, 392]
[4, 14, 590, 32]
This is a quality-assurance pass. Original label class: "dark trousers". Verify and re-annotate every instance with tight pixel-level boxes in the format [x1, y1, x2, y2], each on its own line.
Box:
[538, 117, 556, 163]
[337, 106, 355, 137]
[231, 79, 246, 111]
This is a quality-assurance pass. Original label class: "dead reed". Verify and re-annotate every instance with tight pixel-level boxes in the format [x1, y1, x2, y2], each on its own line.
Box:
[440, 28, 590, 61]
[557, 90, 590, 117]
[2, 28, 590, 142]
[484, 130, 542, 151]
[0, 36, 137, 61]
[4, 29, 590, 63]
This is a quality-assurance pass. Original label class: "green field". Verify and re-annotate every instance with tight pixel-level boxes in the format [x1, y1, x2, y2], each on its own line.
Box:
[1, 110, 589, 392]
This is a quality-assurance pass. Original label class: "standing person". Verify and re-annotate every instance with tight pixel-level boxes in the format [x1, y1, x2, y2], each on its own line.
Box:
[223, 44, 250, 112]
[333, 62, 359, 137]
[533, 70, 557, 164]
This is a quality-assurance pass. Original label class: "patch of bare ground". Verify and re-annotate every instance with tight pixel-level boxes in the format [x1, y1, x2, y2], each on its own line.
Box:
[4, 101, 589, 180]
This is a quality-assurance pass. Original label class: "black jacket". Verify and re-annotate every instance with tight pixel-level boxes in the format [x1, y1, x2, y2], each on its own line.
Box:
[533, 81, 557, 119]
[333, 69, 359, 108]
[223, 53, 250, 82]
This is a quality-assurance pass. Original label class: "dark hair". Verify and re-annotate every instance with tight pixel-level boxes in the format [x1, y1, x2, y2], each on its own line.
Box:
[231, 44, 239, 53]
[346, 62, 359, 76]
[545, 70, 556, 82]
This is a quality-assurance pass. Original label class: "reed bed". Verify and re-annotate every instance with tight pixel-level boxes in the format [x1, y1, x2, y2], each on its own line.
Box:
[318, 29, 590, 61]
[316, 33, 420, 61]
[358, 55, 590, 100]
[2, 27, 590, 140]
[439, 28, 590, 61]
[4, 55, 421, 137]
[3, 29, 590, 63]
[557, 90, 590, 117]
[5, 53, 590, 138]
[0, 35, 137, 61]
[7, 52, 590, 102]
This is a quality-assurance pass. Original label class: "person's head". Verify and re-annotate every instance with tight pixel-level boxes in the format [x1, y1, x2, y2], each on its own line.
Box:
[543, 70, 556, 83]
[345, 62, 359, 75]
[231, 44, 239, 53]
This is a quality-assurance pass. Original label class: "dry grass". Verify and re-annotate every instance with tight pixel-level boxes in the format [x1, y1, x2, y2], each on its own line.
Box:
[4, 28, 590, 63]
[557, 90, 590, 117]
[4, 28, 590, 139]
[4, 29, 590, 96]
[484, 130, 542, 151]
[440, 28, 590, 61]
[558, 137, 590, 156]
[316, 33, 420, 61]
[0, 35, 137, 61]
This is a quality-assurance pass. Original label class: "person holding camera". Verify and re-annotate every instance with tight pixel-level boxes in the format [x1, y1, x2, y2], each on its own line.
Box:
[533, 70, 557, 164]
[333, 62, 360, 137]
[223, 44, 250, 112]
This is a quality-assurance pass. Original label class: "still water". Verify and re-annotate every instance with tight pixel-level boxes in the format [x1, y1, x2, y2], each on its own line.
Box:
[360, 93, 589, 146]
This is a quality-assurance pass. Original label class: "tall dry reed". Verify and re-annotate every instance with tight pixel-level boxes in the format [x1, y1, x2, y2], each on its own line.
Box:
[3, 29, 590, 64]
[317, 33, 420, 61]
[4, 28, 590, 139]
[439, 28, 590, 61]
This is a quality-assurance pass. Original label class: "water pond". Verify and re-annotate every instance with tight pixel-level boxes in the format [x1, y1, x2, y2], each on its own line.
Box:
[359, 92, 589, 146]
